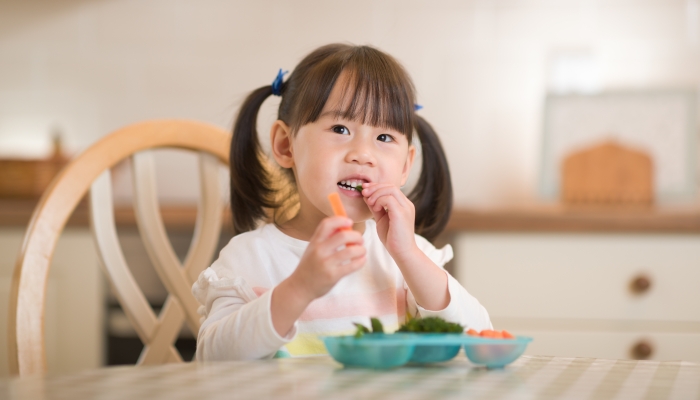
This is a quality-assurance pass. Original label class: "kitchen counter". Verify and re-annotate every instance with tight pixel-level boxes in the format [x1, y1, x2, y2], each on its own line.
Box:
[5, 199, 700, 233]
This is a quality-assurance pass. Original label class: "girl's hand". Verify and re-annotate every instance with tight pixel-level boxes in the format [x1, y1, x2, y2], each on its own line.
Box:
[361, 182, 418, 261]
[288, 216, 366, 302]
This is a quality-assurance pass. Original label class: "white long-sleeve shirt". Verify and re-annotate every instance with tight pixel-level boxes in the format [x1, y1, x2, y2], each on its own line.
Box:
[192, 219, 492, 361]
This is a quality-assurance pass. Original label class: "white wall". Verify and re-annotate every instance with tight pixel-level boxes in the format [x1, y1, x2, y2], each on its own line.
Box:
[1, 0, 700, 206]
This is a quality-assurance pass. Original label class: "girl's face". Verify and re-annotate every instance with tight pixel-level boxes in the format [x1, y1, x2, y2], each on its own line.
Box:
[275, 74, 415, 226]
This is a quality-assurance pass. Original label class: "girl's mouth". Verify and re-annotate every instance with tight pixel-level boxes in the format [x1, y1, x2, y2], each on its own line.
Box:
[337, 180, 364, 192]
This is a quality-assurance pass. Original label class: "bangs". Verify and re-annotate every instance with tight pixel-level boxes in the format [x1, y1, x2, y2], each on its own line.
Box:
[283, 45, 416, 141]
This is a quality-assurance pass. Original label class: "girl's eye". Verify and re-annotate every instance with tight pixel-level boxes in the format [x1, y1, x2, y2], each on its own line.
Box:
[377, 134, 394, 143]
[332, 125, 350, 135]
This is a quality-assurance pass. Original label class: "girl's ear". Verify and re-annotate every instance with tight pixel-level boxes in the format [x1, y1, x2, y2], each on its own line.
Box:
[400, 144, 416, 186]
[270, 120, 294, 168]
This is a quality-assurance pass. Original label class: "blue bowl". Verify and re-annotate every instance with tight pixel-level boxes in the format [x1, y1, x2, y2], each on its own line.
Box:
[407, 333, 462, 363]
[462, 336, 532, 368]
[322, 334, 415, 369]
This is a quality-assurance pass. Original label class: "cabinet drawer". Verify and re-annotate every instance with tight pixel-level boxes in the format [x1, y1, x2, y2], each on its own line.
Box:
[454, 234, 700, 322]
[518, 330, 700, 362]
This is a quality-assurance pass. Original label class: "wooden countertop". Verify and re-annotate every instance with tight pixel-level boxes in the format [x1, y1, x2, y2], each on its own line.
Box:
[3, 199, 700, 233]
[0, 199, 219, 232]
[445, 205, 700, 233]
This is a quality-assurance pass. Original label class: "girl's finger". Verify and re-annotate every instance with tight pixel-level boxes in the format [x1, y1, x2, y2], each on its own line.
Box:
[372, 195, 401, 215]
[326, 243, 366, 266]
[365, 186, 409, 208]
[335, 255, 366, 277]
[318, 230, 364, 258]
[364, 195, 387, 222]
[360, 182, 389, 196]
[361, 182, 397, 194]
[369, 191, 413, 225]
[312, 216, 354, 242]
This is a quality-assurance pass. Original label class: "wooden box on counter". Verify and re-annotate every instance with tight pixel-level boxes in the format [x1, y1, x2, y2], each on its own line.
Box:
[0, 137, 68, 199]
[0, 158, 67, 198]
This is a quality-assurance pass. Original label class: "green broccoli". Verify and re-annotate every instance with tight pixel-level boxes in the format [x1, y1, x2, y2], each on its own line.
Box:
[397, 316, 463, 333]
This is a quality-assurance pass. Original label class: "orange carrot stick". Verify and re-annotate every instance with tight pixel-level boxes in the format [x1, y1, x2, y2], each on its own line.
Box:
[328, 192, 347, 217]
[328, 192, 351, 231]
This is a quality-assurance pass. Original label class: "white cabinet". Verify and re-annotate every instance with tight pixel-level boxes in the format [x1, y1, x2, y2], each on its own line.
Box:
[454, 233, 700, 362]
[0, 228, 105, 377]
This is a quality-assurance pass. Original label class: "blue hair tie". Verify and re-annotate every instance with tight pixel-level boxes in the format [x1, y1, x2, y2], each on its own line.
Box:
[271, 68, 288, 96]
[414, 104, 423, 111]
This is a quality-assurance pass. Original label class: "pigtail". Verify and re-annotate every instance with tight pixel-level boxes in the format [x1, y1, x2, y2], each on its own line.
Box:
[230, 85, 277, 235]
[408, 115, 453, 242]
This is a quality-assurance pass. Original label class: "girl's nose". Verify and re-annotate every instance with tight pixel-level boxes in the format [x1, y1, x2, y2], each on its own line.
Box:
[345, 141, 376, 166]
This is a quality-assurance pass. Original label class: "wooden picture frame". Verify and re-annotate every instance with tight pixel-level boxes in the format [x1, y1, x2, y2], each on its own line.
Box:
[540, 90, 698, 203]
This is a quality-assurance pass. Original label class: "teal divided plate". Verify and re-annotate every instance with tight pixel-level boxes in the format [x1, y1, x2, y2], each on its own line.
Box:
[322, 334, 533, 369]
[407, 333, 462, 364]
[321, 334, 415, 369]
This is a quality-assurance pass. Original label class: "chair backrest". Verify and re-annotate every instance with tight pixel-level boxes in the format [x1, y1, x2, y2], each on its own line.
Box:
[8, 120, 230, 376]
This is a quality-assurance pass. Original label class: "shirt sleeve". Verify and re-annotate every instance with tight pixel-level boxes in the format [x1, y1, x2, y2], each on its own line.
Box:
[406, 237, 493, 331]
[192, 267, 297, 361]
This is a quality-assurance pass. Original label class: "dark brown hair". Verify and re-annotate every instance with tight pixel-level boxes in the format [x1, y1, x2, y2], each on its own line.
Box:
[230, 43, 452, 241]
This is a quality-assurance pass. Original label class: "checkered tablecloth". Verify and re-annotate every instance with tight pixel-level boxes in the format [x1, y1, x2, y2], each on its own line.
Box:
[1, 355, 699, 399]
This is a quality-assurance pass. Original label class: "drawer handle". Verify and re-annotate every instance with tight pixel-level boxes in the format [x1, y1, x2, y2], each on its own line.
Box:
[630, 275, 651, 294]
[631, 340, 653, 360]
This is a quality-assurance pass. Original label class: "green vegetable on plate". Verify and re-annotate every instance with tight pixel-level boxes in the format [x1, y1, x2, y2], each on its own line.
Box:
[371, 317, 384, 334]
[397, 316, 463, 334]
[353, 317, 384, 338]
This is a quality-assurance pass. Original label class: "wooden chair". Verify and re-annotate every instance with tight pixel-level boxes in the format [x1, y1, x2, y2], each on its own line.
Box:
[8, 120, 230, 376]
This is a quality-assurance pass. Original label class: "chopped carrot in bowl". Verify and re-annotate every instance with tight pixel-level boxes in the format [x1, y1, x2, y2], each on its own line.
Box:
[480, 330, 495, 338]
[466, 329, 517, 340]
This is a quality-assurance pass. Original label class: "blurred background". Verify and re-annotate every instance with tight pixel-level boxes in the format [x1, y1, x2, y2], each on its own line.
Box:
[2, 0, 700, 376]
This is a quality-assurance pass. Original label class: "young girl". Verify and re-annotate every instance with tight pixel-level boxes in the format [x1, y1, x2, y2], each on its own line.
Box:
[192, 43, 492, 361]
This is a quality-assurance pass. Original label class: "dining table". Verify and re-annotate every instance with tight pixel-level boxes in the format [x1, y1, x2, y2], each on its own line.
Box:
[1, 354, 699, 399]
